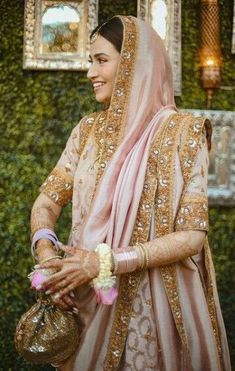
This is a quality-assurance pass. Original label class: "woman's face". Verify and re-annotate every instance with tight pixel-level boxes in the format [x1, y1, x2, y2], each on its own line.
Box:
[87, 35, 120, 106]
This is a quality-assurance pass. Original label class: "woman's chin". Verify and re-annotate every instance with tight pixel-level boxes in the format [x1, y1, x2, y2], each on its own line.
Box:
[95, 95, 111, 106]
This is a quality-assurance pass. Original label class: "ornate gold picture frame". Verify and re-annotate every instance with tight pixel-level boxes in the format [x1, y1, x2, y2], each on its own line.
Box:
[23, 0, 98, 70]
[137, 0, 182, 96]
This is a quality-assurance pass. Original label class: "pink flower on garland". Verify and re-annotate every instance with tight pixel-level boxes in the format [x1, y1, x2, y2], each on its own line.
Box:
[94, 287, 118, 305]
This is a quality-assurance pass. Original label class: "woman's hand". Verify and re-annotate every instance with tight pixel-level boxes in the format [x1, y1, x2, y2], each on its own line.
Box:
[39, 245, 99, 302]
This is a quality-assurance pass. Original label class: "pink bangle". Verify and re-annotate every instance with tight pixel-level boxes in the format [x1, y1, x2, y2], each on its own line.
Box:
[113, 249, 139, 274]
[31, 228, 60, 259]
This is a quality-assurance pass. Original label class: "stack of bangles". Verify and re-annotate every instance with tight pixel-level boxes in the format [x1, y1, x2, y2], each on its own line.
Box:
[91, 242, 149, 305]
[31, 228, 61, 259]
[111, 242, 149, 275]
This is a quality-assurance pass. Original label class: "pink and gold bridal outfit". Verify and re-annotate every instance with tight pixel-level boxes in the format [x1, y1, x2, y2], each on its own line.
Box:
[40, 15, 231, 371]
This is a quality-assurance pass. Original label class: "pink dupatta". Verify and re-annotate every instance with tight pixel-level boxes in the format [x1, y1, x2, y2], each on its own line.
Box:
[80, 16, 177, 251]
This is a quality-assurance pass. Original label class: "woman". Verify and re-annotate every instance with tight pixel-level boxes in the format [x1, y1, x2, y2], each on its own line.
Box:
[31, 16, 231, 370]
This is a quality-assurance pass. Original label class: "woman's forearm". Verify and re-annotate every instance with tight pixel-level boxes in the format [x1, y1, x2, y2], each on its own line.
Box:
[31, 193, 62, 261]
[143, 230, 206, 268]
[112, 230, 206, 274]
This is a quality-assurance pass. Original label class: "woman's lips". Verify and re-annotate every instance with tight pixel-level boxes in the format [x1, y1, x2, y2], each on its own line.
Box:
[93, 82, 106, 91]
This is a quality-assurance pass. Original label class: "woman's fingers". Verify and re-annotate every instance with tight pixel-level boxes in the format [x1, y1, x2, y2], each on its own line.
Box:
[43, 271, 78, 293]
[40, 267, 73, 288]
[40, 259, 63, 270]
[61, 294, 74, 307]
[57, 282, 78, 298]
[60, 244, 78, 255]
[52, 295, 71, 310]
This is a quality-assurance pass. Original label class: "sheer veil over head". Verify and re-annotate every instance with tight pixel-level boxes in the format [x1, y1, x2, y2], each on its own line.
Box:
[80, 15, 177, 250]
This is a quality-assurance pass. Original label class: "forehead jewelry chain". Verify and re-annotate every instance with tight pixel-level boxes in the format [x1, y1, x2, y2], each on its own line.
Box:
[90, 31, 99, 44]
[90, 20, 108, 44]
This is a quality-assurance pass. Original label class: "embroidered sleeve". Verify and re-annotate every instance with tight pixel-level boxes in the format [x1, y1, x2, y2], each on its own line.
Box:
[39, 114, 96, 207]
[175, 119, 211, 232]
[40, 166, 73, 207]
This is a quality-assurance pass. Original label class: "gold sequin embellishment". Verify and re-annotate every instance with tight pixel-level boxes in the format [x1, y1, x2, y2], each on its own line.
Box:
[40, 167, 73, 207]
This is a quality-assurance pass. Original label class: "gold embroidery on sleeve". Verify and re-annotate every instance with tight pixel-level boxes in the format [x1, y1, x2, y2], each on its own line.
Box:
[175, 194, 209, 231]
[40, 167, 73, 207]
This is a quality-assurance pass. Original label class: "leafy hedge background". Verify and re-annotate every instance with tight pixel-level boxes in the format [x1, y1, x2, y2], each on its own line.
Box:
[0, 0, 234, 369]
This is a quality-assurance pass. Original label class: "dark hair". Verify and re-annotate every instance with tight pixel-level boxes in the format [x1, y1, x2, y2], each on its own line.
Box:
[90, 17, 123, 53]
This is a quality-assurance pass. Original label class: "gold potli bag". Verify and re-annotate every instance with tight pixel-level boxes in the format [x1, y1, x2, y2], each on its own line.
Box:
[15, 293, 83, 365]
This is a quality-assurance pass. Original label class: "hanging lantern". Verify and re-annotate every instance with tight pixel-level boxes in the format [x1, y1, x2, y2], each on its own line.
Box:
[199, 0, 222, 109]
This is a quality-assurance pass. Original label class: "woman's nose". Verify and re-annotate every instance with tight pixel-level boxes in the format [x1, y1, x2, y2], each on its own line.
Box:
[87, 64, 98, 80]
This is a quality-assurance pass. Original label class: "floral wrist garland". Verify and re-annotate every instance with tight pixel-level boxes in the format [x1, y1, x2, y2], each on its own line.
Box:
[92, 243, 118, 305]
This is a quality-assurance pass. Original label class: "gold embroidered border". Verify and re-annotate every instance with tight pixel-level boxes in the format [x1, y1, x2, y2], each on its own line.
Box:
[153, 113, 192, 363]
[204, 239, 224, 370]
[175, 195, 209, 231]
[179, 115, 209, 187]
[103, 115, 174, 370]
[93, 16, 138, 194]
[77, 112, 99, 158]
[40, 166, 73, 207]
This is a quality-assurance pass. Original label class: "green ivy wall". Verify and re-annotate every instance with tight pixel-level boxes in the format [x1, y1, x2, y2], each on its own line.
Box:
[0, 0, 234, 369]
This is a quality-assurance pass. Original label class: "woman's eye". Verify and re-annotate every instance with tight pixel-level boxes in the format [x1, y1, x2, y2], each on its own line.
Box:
[98, 59, 106, 64]
[88, 59, 92, 64]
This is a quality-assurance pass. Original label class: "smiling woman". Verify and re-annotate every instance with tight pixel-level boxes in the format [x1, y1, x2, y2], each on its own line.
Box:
[87, 18, 123, 106]
[87, 36, 121, 105]
[27, 15, 231, 371]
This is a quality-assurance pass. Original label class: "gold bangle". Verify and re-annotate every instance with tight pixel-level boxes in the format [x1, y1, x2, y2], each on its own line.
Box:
[136, 243, 149, 269]
[40, 255, 62, 264]
[136, 243, 145, 270]
[142, 244, 150, 268]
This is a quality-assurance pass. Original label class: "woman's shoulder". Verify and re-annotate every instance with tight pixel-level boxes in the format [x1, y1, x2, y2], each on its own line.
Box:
[72, 111, 100, 132]
[171, 111, 212, 150]
[172, 111, 211, 130]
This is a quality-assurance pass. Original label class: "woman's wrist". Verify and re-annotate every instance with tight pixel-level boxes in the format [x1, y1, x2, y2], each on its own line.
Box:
[112, 243, 149, 274]
[31, 228, 61, 260]
[112, 247, 139, 274]
[35, 239, 58, 263]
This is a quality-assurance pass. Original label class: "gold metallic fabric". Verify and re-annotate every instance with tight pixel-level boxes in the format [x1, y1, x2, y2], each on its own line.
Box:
[15, 294, 83, 364]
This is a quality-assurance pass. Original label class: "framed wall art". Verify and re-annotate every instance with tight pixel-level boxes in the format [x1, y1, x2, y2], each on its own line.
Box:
[186, 109, 235, 206]
[23, 0, 98, 70]
[137, 0, 182, 96]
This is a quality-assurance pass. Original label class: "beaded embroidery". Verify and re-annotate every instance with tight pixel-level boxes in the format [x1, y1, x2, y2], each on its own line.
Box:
[204, 238, 224, 370]
[40, 167, 73, 207]
[40, 113, 97, 207]
[175, 194, 209, 231]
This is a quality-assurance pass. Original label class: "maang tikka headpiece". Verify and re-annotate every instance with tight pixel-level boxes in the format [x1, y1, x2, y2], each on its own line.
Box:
[90, 31, 99, 44]
[90, 20, 108, 44]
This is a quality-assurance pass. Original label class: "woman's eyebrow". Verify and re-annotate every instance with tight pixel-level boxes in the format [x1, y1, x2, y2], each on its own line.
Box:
[89, 53, 109, 59]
